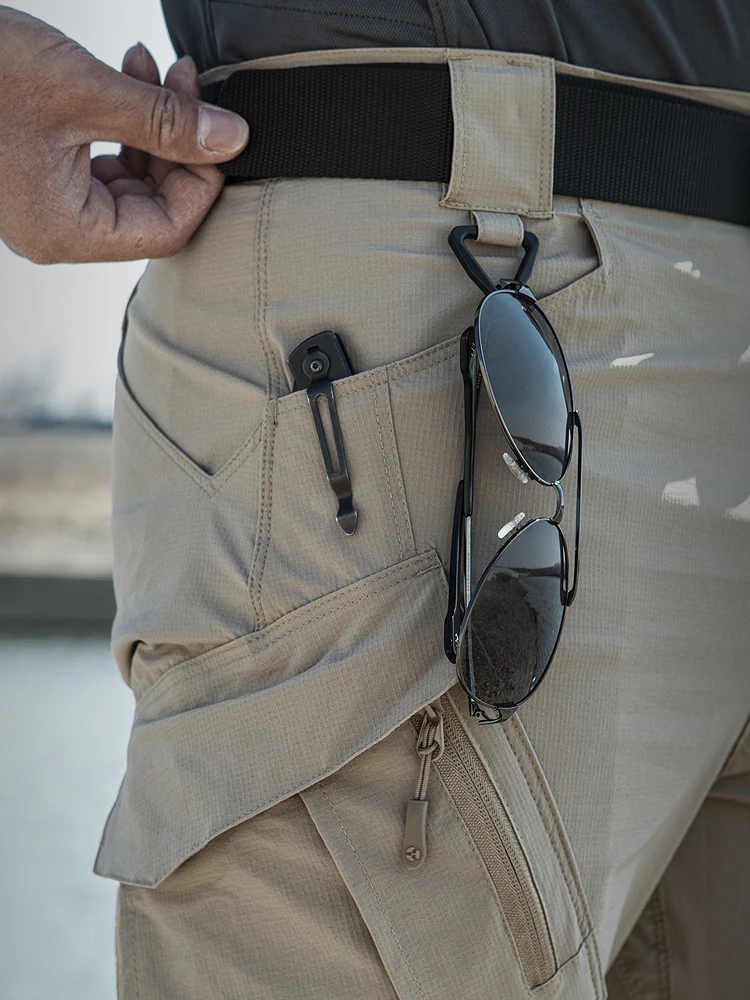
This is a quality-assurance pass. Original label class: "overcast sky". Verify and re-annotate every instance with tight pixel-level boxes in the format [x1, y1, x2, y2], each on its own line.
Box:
[0, 1, 176, 419]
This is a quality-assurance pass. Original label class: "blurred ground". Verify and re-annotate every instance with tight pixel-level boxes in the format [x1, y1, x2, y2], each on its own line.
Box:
[0, 633, 133, 1000]
[0, 428, 112, 577]
[0, 429, 129, 1000]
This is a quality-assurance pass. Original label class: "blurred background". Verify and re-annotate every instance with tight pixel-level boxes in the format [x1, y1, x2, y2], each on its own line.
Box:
[0, 3, 177, 997]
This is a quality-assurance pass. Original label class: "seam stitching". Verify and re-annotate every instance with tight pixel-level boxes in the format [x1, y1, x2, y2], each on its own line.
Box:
[247, 406, 269, 627]
[424, 0, 447, 46]
[507, 721, 588, 931]
[144, 563, 435, 709]
[102, 561, 456, 888]
[128, 888, 141, 1000]
[538, 66, 545, 213]
[316, 783, 428, 1000]
[254, 180, 272, 399]
[251, 399, 276, 629]
[504, 729, 585, 931]
[211, 0, 432, 29]
[458, 62, 468, 201]
[207, 423, 264, 492]
[426, 754, 532, 985]
[256, 180, 282, 399]
[276, 337, 459, 416]
[384, 379, 417, 557]
[539, 65, 549, 213]
[505, 720, 605, 993]
[118, 388, 213, 495]
[372, 377, 404, 561]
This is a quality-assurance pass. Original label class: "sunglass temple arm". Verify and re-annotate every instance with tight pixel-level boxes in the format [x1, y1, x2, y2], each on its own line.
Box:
[565, 411, 583, 606]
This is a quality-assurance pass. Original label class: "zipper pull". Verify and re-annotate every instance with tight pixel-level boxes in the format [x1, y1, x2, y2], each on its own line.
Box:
[402, 701, 444, 870]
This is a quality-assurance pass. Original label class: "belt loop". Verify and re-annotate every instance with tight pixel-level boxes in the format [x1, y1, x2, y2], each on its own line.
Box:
[441, 51, 555, 219]
[471, 211, 525, 247]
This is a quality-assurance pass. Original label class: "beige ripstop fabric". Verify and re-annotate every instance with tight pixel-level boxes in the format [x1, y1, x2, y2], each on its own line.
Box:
[101, 46, 750, 1000]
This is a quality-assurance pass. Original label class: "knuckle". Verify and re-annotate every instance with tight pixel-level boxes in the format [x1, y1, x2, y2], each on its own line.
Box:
[150, 90, 186, 148]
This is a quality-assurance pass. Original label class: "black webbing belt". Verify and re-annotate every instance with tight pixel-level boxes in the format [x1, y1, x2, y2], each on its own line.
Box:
[202, 64, 750, 226]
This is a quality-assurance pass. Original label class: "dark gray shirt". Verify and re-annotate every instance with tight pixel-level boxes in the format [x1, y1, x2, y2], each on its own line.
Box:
[163, 0, 750, 91]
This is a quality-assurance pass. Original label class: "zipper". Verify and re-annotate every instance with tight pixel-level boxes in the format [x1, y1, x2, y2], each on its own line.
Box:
[404, 694, 557, 988]
[401, 700, 445, 870]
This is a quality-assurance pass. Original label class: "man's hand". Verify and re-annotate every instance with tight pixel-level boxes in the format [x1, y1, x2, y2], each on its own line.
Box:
[0, 7, 249, 263]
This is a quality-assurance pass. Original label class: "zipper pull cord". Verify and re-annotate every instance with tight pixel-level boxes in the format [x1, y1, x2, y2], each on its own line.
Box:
[402, 702, 444, 869]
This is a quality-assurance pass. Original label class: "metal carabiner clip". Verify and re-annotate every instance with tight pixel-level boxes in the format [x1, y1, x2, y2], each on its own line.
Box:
[448, 225, 539, 295]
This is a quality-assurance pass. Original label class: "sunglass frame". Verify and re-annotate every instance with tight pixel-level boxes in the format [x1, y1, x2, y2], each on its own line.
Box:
[444, 226, 583, 723]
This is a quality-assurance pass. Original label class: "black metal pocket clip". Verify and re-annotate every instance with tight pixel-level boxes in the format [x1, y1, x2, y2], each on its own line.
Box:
[287, 331, 358, 535]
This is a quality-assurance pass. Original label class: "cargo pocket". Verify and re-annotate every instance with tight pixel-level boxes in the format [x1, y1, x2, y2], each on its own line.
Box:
[95, 548, 454, 887]
[408, 694, 557, 988]
[414, 692, 602, 991]
[299, 683, 604, 1000]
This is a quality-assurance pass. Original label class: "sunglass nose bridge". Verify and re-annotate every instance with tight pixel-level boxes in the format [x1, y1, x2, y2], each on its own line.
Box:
[449, 225, 540, 293]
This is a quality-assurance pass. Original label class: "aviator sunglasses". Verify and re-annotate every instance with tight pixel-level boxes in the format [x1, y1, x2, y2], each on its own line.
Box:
[445, 226, 583, 724]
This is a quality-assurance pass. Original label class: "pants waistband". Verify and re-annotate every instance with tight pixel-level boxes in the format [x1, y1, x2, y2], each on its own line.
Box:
[201, 47, 750, 223]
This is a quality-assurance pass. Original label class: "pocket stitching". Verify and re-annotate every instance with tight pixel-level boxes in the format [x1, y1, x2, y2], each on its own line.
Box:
[535, 199, 609, 308]
[372, 376, 406, 561]
[274, 337, 460, 418]
[440, 692, 558, 979]
[507, 719, 589, 933]
[720, 710, 750, 776]
[428, 741, 546, 991]
[383, 379, 417, 558]
[248, 398, 277, 630]
[116, 371, 264, 495]
[314, 783, 429, 1000]
[136, 550, 443, 711]
[506, 717, 605, 995]
[118, 379, 213, 494]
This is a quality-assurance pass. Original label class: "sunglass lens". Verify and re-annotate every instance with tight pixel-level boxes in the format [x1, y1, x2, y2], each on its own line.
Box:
[476, 291, 572, 484]
[457, 518, 566, 709]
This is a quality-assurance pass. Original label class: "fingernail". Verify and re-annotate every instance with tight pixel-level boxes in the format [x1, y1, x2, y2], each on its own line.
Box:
[175, 54, 197, 73]
[198, 107, 249, 153]
[123, 42, 143, 67]
[134, 42, 150, 71]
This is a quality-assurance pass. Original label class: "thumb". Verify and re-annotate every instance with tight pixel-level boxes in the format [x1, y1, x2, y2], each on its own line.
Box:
[76, 56, 249, 164]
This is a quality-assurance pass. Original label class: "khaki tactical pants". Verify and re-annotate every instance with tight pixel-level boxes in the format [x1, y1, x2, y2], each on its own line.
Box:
[99, 47, 750, 1000]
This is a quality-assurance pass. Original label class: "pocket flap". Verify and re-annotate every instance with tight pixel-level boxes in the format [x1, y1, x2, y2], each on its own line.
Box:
[95, 550, 454, 887]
